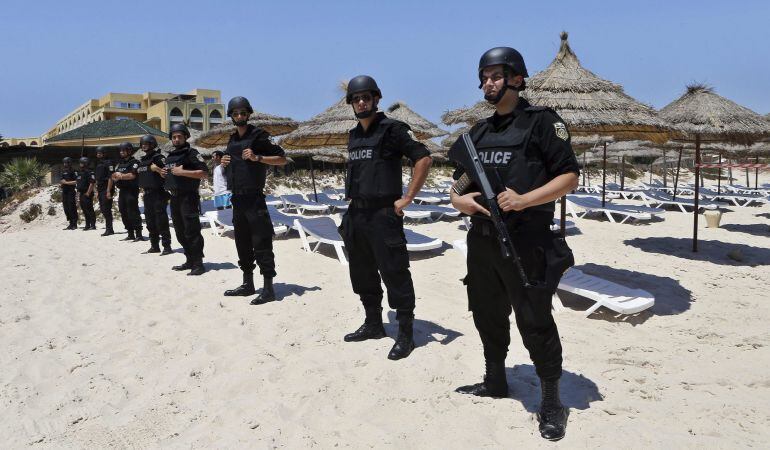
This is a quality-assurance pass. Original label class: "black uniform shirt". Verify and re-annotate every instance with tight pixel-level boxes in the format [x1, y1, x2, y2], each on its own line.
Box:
[225, 125, 284, 194]
[75, 170, 96, 193]
[61, 168, 77, 193]
[453, 99, 579, 183]
[115, 157, 140, 190]
[95, 158, 114, 189]
[348, 112, 430, 198]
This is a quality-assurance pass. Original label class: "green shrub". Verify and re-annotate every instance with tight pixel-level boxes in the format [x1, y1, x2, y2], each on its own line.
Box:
[0, 158, 49, 191]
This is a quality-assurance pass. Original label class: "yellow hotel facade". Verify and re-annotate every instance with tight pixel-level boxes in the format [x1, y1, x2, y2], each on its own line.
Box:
[40, 88, 225, 143]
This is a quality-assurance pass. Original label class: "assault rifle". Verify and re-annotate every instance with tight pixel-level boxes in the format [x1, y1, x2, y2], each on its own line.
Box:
[449, 133, 537, 288]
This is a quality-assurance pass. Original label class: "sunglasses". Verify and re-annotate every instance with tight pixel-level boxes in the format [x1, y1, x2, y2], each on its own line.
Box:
[351, 93, 373, 103]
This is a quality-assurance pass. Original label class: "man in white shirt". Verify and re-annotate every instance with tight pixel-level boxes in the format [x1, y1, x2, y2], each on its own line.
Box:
[212, 151, 231, 210]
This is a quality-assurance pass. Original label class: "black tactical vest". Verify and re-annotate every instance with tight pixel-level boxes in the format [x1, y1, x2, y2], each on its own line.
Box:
[75, 170, 93, 193]
[94, 159, 114, 190]
[225, 128, 268, 194]
[164, 146, 201, 193]
[345, 118, 402, 200]
[61, 169, 77, 193]
[137, 152, 164, 190]
[115, 158, 140, 190]
[471, 109, 550, 212]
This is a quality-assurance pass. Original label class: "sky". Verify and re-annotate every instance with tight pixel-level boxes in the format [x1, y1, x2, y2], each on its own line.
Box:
[1, 0, 769, 138]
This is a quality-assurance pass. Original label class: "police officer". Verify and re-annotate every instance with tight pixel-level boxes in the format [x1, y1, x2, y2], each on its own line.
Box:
[161, 123, 208, 276]
[137, 135, 173, 255]
[339, 75, 432, 360]
[220, 97, 287, 304]
[95, 147, 116, 236]
[59, 156, 78, 230]
[75, 156, 97, 230]
[449, 47, 579, 441]
[60, 157, 79, 230]
[111, 142, 144, 241]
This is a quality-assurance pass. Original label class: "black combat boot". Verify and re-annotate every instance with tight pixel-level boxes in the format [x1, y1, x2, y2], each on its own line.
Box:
[145, 244, 161, 254]
[133, 229, 145, 242]
[121, 229, 136, 241]
[172, 257, 192, 271]
[344, 306, 386, 342]
[67, 222, 78, 230]
[537, 378, 568, 441]
[187, 259, 206, 276]
[455, 361, 509, 398]
[387, 317, 415, 360]
[160, 245, 173, 256]
[250, 277, 276, 305]
[225, 272, 255, 296]
[101, 226, 114, 236]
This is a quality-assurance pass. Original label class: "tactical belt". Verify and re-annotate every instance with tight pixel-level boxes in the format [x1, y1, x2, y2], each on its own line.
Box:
[349, 197, 398, 210]
[166, 189, 196, 197]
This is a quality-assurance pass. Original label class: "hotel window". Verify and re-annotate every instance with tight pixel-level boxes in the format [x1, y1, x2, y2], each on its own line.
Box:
[113, 101, 141, 109]
[203, 97, 217, 104]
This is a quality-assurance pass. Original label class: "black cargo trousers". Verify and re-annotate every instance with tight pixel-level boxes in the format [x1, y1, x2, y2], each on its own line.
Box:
[143, 189, 171, 247]
[465, 219, 564, 381]
[339, 204, 415, 321]
[231, 193, 276, 278]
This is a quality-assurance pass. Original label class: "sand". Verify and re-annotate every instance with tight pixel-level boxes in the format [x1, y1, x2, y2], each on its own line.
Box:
[0, 174, 768, 448]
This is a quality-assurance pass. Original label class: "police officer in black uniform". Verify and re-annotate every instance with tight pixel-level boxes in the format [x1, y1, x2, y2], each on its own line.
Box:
[220, 97, 287, 304]
[137, 135, 173, 255]
[339, 75, 432, 360]
[75, 156, 97, 230]
[161, 123, 208, 276]
[60, 157, 79, 230]
[449, 47, 579, 441]
[112, 142, 144, 241]
[95, 147, 116, 236]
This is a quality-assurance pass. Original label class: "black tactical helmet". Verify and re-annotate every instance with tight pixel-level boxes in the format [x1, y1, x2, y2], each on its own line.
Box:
[62, 157, 72, 164]
[95, 146, 106, 155]
[478, 47, 529, 87]
[346, 75, 382, 104]
[140, 135, 158, 149]
[169, 123, 190, 139]
[79, 157, 89, 165]
[227, 96, 254, 116]
[119, 142, 134, 152]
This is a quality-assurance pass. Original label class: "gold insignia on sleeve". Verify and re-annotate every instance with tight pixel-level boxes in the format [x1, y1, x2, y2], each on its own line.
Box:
[554, 122, 569, 141]
[407, 130, 416, 140]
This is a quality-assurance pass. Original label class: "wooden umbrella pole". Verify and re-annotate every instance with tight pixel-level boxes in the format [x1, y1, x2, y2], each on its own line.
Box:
[621, 155, 626, 190]
[673, 146, 683, 201]
[582, 150, 587, 186]
[309, 156, 318, 202]
[692, 135, 701, 252]
[717, 152, 722, 195]
[745, 165, 750, 187]
[614, 156, 619, 183]
[755, 156, 760, 189]
[602, 141, 607, 207]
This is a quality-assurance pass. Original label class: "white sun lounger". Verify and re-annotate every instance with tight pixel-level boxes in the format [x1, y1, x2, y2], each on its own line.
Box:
[313, 193, 349, 212]
[205, 209, 289, 237]
[451, 239, 654, 317]
[295, 218, 443, 265]
[403, 203, 461, 221]
[699, 188, 769, 207]
[566, 195, 666, 223]
[281, 194, 330, 214]
[265, 195, 283, 206]
[641, 191, 717, 213]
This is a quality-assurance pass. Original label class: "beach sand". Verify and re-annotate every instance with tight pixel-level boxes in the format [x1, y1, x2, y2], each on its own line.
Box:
[1, 175, 768, 448]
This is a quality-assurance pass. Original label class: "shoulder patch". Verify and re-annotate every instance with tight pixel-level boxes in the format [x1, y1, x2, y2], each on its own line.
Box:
[553, 122, 569, 141]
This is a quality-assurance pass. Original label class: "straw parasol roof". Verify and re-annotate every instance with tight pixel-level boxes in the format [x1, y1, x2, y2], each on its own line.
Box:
[281, 85, 445, 151]
[442, 32, 671, 144]
[196, 111, 299, 148]
[385, 102, 448, 139]
[659, 84, 770, 145]
[280, 96, 357, 150]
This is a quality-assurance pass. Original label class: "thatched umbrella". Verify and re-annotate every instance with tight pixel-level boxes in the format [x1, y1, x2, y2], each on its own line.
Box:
[660, 84, 770, 251]
[195, 111, 299, 148]
[386, 102, 448, 140]
[443, 32, 671, 232]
